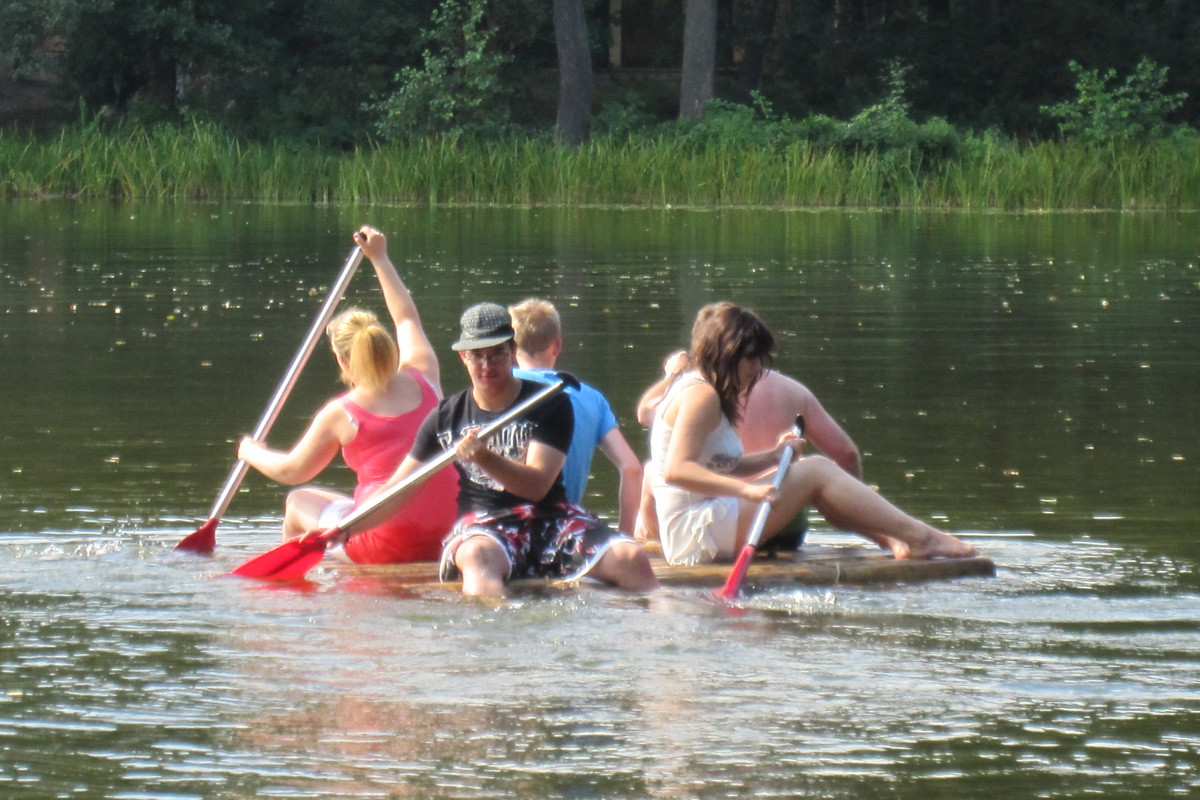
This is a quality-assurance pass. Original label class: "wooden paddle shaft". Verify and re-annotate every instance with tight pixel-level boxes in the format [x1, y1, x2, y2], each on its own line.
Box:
[744, 415, 805, 551]
[229, 373, 580, 580]
[716, 415, 805, 598]
[205, 246, 364, 521]
[330, 373, 579, 543]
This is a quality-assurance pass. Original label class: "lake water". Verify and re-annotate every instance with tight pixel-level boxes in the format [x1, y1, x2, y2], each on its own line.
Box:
[1, 202, 1198, 798]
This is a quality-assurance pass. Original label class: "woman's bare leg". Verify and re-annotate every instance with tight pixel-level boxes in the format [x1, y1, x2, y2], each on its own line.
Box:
[283, 486, 351, 541]
[738, 455, 976, 559]
[633, 466, 660, 543]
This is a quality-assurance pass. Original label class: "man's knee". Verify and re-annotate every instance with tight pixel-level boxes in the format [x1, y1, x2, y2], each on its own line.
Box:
[456, 535, 505, 569]
[601, 541, 658, 590]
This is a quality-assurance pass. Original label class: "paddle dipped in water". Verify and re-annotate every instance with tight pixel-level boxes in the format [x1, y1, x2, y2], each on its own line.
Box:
[230, 373, 580, 581]
[715, 414, 805, 599]
[176, 246, 364, 554]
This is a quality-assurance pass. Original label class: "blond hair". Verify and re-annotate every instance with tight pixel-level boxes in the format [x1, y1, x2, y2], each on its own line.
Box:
[508, 298, 561, 356]
[326, 308, 398, 393]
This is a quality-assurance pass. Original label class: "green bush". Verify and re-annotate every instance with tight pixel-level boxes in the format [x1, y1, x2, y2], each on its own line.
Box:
[789, 113, 842, 148]
[371, 0, 511, 142]
[912, 115, 962, 160]
[843, 62, 917, 150]
[674, 96, 779, 149]
[840, 61, 959, 158]
[591, 96, 658, 139]
[1042, 58, 1189, 145]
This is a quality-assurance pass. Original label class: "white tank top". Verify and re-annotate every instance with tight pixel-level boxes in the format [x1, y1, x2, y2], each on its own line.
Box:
[649, 373, 744, 505]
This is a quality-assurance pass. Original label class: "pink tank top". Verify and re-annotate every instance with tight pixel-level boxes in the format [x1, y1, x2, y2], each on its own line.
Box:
[338, 369, 459, 564]
[341, 368, 438, 502]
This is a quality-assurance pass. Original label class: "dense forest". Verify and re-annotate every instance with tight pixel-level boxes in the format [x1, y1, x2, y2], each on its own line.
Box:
[3, 0, 1200, 207]
[2, 0, 1198, 145]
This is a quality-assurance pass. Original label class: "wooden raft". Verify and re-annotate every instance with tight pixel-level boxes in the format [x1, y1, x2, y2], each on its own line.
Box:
[332, 542, 996, 592]
[644, 543, 996, 589]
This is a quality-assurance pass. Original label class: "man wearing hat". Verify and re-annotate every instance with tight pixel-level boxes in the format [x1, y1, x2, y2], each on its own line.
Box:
[374, 302, 658, 597]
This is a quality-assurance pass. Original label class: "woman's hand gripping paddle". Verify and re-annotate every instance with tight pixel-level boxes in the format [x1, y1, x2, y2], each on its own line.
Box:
[715, 415, 805, 600]
[174, 246, 365, 554]
[230, 373, 581, 580]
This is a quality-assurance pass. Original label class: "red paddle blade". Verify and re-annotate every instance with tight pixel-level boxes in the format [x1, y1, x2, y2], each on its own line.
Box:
[230, 533, 332, 580]
[715, 545, 756, 599]
[175, 518, 218, 554]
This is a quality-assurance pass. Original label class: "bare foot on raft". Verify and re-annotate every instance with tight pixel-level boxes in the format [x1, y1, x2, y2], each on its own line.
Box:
[880, 534, 918, 557]
[894, 530, 978, 560]
[860, 531, 897, 551]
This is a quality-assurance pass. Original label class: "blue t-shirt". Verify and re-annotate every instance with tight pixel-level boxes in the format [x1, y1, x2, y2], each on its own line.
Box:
[513, 367, 618, 505]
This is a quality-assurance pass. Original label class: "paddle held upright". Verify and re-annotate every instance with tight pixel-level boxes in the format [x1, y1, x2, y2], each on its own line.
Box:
[175, 246, 365, 554]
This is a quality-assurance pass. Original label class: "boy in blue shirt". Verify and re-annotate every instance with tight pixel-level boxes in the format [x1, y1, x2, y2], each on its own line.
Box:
[509, 298, 643, 535]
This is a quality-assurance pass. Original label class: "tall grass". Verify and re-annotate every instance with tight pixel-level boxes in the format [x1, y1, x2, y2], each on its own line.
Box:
[5, 118, 1200, 209]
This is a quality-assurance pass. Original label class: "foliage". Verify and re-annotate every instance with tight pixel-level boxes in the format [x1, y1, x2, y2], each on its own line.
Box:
[0, 0, 70, 79]
[57, 0, 250, 110]
[842, 61, 960, 158]
[5, 0, 1200, 145]
[750, 0, 1200, 139]
[371, 0, 512, 142]
[5, 0, 1200, 154]
[672, 92, 788, 150]
[591, 96, 658, 140]
[843, 61, 916, 149]
[7, 111, 1200, 209]
[1042, 58, 1188, 145]
[0, 0, 450, 145]
[659, 66, 959, 167]
[185, 0, 436, 147]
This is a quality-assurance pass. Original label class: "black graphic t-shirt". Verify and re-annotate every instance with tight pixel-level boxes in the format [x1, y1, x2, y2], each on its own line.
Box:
[410, 380, 574, 516]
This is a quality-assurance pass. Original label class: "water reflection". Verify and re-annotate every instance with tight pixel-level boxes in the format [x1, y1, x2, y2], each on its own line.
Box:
[3, 529, 1200, 797]
[4, 205, 1195, 552]
[1, 204, 1198, 798]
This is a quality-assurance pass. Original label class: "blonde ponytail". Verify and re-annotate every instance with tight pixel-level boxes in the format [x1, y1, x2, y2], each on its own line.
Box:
[327, 308, 399, 393]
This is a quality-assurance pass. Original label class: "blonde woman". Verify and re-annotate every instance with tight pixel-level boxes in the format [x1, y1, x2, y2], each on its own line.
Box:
[238, 226, 458, 563]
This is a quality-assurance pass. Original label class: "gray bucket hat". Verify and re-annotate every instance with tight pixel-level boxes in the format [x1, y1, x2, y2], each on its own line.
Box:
[451, 302, 515, 351]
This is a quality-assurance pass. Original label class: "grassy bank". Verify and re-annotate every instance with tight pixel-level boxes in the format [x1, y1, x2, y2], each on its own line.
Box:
[4, 119, 1200, 209]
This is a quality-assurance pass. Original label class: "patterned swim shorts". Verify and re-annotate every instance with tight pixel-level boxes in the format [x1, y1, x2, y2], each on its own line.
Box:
[439, 502, 629, 583]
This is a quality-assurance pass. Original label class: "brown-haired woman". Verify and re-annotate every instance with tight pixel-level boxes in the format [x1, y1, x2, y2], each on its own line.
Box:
[238, 226, 458, 563]
[647, 302, 977, 566]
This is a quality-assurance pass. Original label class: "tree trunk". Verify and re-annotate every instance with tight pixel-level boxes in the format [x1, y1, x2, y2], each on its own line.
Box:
[679, 0, 717, 121]
[553, 0, 593, 146]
